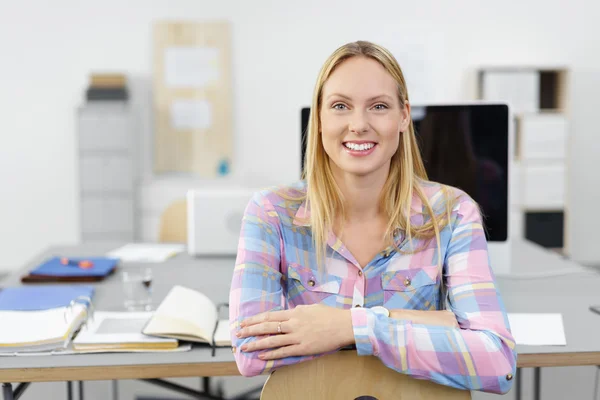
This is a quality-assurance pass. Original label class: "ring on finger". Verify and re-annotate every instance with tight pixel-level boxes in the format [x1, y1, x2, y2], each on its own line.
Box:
[277, 322, 282, 334]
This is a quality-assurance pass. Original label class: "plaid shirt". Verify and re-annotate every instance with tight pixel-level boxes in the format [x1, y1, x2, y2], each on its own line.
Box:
[229, 180, 517, 394]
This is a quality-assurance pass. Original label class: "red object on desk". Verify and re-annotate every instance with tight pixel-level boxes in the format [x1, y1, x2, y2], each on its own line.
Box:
[60, 258, 94, 269]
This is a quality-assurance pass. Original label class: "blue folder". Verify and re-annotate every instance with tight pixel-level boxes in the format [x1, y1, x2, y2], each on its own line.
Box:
[0, 285, 95, 311]
[29, 257, 118, 278]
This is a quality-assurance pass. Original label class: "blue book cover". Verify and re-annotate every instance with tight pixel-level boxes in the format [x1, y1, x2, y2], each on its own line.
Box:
[30, 257, 118, 277]
[0, 285, 95, 311]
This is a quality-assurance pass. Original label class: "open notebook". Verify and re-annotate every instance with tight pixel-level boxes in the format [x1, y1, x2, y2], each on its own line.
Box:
[143, 285, 230, 347]
[73, 311, 179, 352]
[0, 305, 88, 353]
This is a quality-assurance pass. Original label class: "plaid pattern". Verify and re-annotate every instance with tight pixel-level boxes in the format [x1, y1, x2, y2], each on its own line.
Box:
[229, 181, 517, 394]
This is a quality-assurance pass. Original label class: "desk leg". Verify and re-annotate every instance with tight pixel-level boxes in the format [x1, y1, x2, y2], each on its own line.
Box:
[2, 383, 30, 400]
[111, 380, 119, 400]
[2, 384, 13, 400]
[534, 367, 541, 400]
[78, 381, 84, 400]
[66, 381, 73, 400]
[515, 368, 521, 400]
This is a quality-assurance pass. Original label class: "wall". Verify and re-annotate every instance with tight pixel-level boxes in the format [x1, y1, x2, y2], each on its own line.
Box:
[1, 0, 600, 272]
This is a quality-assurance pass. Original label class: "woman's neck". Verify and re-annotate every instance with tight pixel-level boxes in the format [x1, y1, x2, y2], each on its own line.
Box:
[333, 170, 388, 224]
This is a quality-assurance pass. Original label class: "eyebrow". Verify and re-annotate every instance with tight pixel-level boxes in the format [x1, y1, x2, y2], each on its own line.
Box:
[326, 93, 394, 102]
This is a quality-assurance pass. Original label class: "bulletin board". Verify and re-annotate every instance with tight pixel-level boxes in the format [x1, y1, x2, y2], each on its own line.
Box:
[153, 21, 233, 177]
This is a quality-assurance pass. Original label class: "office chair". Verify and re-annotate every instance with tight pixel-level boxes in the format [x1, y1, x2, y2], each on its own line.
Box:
[260, 350, 471, 400]
[158, 199, 188, 243]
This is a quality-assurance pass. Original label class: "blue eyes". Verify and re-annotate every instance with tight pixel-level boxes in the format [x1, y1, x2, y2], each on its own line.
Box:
[331, 103, 388, 111]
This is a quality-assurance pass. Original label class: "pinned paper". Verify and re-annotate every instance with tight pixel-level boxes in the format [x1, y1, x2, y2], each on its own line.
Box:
[164, 47, 219, 88]
[170, 99, 212, 130]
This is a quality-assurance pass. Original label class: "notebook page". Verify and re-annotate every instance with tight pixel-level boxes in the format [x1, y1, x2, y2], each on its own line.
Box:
[0, 305, 87, 347]
[214, 319, 232, 346]
[74, 311, 177, 346]
[152, 286, 216, 341]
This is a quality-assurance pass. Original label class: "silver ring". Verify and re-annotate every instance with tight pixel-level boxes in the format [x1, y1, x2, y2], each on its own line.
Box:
[277, 322, 282, 334]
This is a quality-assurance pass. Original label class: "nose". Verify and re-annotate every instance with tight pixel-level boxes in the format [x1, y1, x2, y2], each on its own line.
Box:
[348, 110, 369, 134]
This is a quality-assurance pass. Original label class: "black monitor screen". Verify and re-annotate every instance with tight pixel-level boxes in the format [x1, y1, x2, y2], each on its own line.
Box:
[300, 104, 509, 241]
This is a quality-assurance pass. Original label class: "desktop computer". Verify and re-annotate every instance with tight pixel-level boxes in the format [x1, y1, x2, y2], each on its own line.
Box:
[300, 102, 513, 274]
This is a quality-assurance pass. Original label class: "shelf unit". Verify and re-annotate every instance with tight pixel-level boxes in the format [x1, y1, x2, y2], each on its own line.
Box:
[477, 66, 570, 254]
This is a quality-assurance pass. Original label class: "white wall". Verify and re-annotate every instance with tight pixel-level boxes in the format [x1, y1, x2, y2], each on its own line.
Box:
[1, 0, 599, 272]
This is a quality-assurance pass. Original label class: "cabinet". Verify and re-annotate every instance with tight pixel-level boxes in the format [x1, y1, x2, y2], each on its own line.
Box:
[76, 103, 136, 242]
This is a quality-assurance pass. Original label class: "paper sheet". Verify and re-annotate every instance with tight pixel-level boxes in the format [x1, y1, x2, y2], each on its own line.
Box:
[170, 99, 212, 130]
[507, 313, 566, 346]
[164, 46, 219, 88]
[107, 243, 185, 263]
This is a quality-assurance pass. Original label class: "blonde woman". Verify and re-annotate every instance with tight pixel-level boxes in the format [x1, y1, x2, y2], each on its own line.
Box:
[229, 40, 517, 394]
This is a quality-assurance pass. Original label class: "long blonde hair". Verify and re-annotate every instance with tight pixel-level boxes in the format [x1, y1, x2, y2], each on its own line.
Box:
[301, 40, 458, 270]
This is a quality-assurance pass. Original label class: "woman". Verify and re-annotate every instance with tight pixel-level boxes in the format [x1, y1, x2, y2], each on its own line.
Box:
[229, 40, 517, 394]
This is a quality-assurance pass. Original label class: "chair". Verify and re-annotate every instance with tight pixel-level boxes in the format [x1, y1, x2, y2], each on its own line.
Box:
[158, 199, 188, 243]
[260, 350, 471, 400]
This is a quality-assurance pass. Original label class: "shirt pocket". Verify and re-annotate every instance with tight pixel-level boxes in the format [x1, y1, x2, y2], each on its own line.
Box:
[285, 262, 342, 306]
[381, 264, 440, 311]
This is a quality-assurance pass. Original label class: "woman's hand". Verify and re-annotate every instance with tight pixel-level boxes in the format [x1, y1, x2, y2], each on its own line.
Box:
[390, 309, 459, 328]
[237, 304, 354, 360]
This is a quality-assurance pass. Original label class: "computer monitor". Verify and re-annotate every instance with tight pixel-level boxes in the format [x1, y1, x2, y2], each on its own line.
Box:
[300, 103, 512, 274]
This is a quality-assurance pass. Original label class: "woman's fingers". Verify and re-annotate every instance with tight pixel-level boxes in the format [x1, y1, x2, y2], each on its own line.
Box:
[237, 321, 284, 338]
[241, 333, 297, 352]
[240, 310, 292, 327]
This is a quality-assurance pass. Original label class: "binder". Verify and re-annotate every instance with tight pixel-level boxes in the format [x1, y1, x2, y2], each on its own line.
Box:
[0, 285, 95, 311]
[0, 299, 93, 353]
[21, 256, 118, 283]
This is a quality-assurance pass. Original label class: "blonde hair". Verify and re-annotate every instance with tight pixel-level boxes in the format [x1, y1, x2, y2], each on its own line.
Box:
[299, 40, 458, 272]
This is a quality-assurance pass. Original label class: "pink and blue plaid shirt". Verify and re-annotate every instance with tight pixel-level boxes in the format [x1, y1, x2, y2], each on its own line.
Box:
[229, 180, 517, 394]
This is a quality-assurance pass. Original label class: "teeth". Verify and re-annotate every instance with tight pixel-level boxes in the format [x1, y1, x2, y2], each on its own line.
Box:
[344, 142, 374, 151]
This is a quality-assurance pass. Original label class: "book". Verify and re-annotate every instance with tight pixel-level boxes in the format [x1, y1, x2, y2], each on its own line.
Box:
[0, 285, 94, 311]
[21, 256, 118, 283]
[73, 311, 179, 352]
[0, 305, 88, 353]
[90, 73, 127, 88]
[142, 285, 230, 347]
[86, 87, 129, 101]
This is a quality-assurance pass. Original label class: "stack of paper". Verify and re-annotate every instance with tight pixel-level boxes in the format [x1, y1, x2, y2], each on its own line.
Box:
[107, 243, 185, 263]
[507, 313, 567, 346]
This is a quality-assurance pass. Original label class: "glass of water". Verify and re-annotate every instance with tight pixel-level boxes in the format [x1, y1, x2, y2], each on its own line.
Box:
[121, 267, 153, 311]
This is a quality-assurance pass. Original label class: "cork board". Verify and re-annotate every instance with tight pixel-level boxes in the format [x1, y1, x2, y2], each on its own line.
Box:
[153, 21, 232, 177]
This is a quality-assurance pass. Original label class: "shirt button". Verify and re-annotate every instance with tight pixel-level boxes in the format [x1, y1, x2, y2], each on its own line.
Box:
[506, 374, 513, 381]
[358, 270, 363, 277]
[308, 279, 315, 287]
[404, 277, 411, 286]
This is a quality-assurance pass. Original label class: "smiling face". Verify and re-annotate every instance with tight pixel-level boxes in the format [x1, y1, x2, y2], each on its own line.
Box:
[319, 56, 410, 180]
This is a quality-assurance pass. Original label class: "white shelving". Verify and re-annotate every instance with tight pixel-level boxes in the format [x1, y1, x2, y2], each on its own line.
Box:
[478, 67, 570, 253]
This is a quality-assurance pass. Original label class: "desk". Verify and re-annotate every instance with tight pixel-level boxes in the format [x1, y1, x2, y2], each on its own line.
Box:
[1, 240, 599, 400]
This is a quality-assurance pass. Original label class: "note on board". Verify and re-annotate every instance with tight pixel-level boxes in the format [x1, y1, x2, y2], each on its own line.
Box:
[164, 47, 220, 88]
[170, 99, 212, 130]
